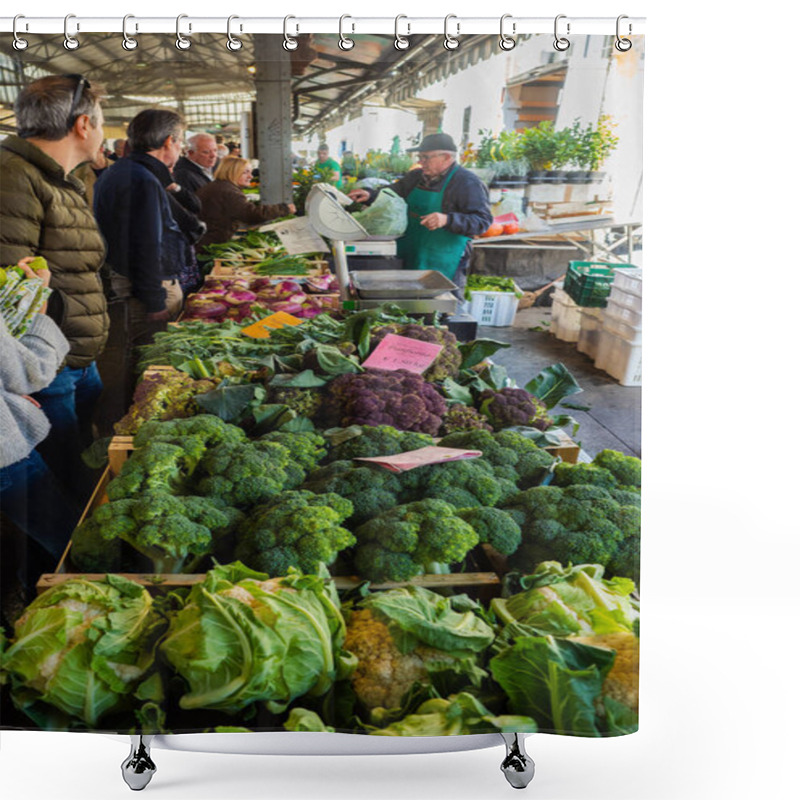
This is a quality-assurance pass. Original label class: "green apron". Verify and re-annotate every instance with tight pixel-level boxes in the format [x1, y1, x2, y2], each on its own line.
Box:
[396, 168, 470, 281]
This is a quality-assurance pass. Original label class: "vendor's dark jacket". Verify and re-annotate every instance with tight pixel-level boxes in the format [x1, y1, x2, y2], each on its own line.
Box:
[0, 135, 109, 368]
[368, 163, 493, 237]
[196, 180, 292, 248]
[94, 152, 186, 313]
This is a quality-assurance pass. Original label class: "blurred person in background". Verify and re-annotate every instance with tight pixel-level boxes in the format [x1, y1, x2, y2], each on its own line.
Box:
[174, 132, 216, 198]
[314, 143, 342, 188]
[0, 74, 109, 503]
[72, 143, 110, 207]
[1, 259, 81, 609]
[93, 109, 186, 421]
[196, 156, 295, 248]
[108, 137, 126, 161]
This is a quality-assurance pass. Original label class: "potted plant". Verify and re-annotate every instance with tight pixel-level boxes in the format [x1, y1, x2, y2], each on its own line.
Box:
[577, 115, 619, 182]
[519, 122, 559, 184]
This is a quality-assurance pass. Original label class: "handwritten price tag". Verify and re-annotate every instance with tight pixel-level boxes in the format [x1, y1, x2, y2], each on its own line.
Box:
[241, 311, 303, 339]
[361, 333, 443, 374]
[355, 446, 483, 473]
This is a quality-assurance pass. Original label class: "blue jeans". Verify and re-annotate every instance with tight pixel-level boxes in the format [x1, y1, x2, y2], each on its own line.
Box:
[0, 450, 81, 594]
[32, 362, 103, 503]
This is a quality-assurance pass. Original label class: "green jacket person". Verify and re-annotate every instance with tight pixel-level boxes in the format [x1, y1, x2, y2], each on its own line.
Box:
[348, 133, 493, 293]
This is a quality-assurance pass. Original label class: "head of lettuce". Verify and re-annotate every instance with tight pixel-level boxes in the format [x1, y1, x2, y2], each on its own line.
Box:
[160, 562, 355, 714]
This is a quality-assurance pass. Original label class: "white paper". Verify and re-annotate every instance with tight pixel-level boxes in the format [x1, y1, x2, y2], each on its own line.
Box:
[260, 217, 329, 255]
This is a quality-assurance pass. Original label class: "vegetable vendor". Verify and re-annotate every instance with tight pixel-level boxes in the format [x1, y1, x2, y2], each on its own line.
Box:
[348, 133, 492, 296]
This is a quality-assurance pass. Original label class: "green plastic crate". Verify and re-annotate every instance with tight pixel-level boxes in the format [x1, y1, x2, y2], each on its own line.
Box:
[563, 261, 633, 308]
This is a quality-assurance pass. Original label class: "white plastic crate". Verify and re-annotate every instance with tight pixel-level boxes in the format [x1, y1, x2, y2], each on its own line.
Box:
[612, 267, 642, 296]
[577, 307, 605, 360]
[606, 298, 643, 328]
[464, 284, 521, 326]
[603, 309, 642, 345]
[609, 285, 642, 313]
[550, 290, 581, 342]
[595, 329, 642, 386]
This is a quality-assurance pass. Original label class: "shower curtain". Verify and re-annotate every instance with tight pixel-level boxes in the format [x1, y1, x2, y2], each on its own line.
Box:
[0, 27, 644, 740]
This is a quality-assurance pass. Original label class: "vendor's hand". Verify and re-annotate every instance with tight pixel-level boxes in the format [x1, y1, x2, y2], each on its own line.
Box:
[146, 309, 170, 322]
[17, 257, 51, 288]
[420, 212, 448, 231]
[286, 203, 297, 214]
[348, 189, 370, 203]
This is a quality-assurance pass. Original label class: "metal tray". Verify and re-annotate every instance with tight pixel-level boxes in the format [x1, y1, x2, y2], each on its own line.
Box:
[350, 270, 457, 299]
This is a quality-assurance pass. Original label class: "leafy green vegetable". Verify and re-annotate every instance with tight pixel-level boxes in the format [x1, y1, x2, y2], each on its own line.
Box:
[1, 576, 164, 728]
[464, 274, 522, 299]
[160, 562, 354, 714]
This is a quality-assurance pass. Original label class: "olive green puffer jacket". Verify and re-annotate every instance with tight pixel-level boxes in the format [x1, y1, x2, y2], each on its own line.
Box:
[0, 135, 109, 368]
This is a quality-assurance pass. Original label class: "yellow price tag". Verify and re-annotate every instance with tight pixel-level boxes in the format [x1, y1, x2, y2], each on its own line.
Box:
[241, 311, 303, 338]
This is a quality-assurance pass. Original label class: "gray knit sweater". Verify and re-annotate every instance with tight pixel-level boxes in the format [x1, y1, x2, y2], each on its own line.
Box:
[0, 312, 69, 469]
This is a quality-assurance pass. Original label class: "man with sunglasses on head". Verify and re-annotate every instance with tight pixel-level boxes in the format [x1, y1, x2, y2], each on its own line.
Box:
[0, 74, 109, 503]
[348, 132, 492, 297]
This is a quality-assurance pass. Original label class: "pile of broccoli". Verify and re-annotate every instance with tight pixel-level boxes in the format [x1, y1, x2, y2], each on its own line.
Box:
[234, 490, 355, 576]
[324, 369, 447, 435]
[552, 449, 641, 492]
[368, 323, 462, 382]
[352, 499, 480, 583]
[502, 484, 640, 580]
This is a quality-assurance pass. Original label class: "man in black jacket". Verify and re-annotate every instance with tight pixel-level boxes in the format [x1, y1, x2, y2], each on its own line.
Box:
[173, 132, 216, 198]
[348, 133, 492, 293]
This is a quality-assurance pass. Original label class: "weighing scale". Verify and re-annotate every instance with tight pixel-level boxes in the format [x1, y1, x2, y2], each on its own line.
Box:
[305, 184, 460, 314]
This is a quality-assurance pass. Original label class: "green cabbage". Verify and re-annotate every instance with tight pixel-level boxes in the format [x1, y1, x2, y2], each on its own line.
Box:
[160, 562, 355, 714]
[0, 575, 163, 728]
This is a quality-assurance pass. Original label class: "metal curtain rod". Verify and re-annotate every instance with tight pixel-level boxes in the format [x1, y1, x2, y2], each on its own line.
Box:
[0, 15, 646, 36]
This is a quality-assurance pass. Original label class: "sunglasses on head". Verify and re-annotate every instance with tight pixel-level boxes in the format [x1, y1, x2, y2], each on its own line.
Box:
[63, 73, 91, 127]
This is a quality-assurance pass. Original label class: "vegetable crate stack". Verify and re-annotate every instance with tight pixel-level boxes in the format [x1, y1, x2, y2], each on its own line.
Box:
[549, 283, 582, 342]
[595, 269, 642, 386]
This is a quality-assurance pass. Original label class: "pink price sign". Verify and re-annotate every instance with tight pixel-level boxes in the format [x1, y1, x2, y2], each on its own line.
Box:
[361, 333, 443, 374]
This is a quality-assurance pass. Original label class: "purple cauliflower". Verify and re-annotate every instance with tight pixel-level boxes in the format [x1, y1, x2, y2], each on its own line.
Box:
[438, 404, 494, 436]
[325, 369, 447, 435]
[477, 387, 552, 431]
[369, 323, 462, 382]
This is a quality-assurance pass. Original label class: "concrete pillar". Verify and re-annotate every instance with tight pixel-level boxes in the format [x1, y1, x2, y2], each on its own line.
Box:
[252, 35, 293, 206]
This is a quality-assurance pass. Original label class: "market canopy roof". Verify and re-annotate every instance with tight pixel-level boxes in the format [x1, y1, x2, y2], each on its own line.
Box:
[0, 32, 483, 135]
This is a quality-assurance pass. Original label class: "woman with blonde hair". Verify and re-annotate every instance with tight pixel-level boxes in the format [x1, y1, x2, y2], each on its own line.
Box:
[196, 156, 295, 247]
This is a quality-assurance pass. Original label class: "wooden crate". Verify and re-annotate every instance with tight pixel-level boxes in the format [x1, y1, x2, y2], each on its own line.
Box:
[108, 435, 135, 475]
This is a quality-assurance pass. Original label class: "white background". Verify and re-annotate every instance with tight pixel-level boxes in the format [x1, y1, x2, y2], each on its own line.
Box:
[2, 2, 799, 798]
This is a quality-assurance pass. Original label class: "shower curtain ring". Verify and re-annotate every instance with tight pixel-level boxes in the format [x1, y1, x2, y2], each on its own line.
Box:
[553, 14, 570, 51]
[122, 15, 138, 50]
[64, 14, 80, 51]
[227, 15, 242, 51]
[443, 14, 460, 50]
[615, 15, 633, 51]
[13, 15, 28, 51]
[499, 14, 516, 51]
[283, 16, 298, 51]
[339, 15, 355, 50]
[394, 15, 410, 50]
[175, 14, 191, 50]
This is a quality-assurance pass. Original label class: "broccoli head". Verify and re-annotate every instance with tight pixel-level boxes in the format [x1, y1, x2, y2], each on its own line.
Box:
[369, 323, 462, 382]
[477, 387, 552, 431]
[133, 414, 246, 450]
[592, 449, 642, 490]
[326, 425, 435, 461]
[302, 460, 405, 526]
[552, 462, 619, 491]
[503, 483, 639, 579]
[193, 439, 299, 508]
[402, 458, 503, 508]
[438, 404, 493, 435]
[258, 430, 328, 471]
[325, 369, 447, 435]
[107, 442, 196, 500]
[456, 507, 522, 556]
[234, 490, 355, 576]
[353, 499, 479, 582]
[114, 370, 217, 436]
[72, 491, 241, 573]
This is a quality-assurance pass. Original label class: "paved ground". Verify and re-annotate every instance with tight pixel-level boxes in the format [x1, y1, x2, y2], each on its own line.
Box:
[476, 306, 641, 458]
